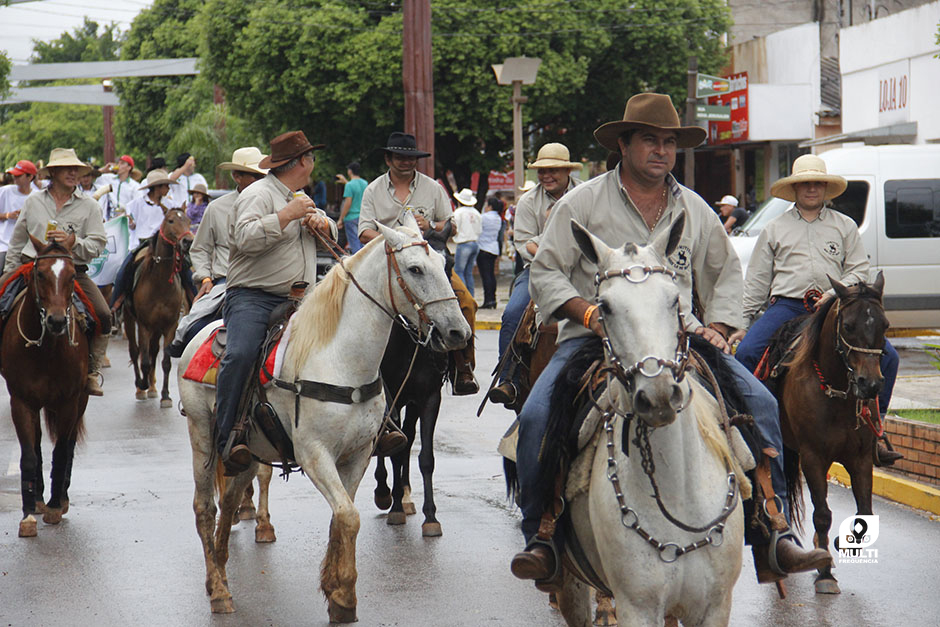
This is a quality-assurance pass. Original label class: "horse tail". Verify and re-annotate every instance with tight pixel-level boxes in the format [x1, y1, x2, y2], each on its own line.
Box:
[214, 459, 227, 499]
[783, 444, 804, 534]
[503, 458, 519, 503]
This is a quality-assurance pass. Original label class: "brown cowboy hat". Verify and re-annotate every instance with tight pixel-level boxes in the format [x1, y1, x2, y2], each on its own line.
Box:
[594, 93, 707, 151]
[259, 131, 325, 169]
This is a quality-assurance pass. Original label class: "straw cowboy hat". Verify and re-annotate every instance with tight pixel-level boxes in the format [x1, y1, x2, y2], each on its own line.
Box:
[526, 143, 582, 170]
[594, 93, 707, 151]
[188, 183, 210, 198]
[217, 147, 269, 176]
[139, 169, 175, 190]
[716, 195, 739, 208]
[770, 154, 847, 202]
[37, 148, 92, 177]
[259, 131, 324, 169]
[381, 132, 431, 158]
[453, 188, 477, 206]
[518, 179, 536, 192]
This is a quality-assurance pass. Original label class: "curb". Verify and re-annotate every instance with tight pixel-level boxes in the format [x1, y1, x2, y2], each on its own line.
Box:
[476, 320, 501, 331]
[828, 462, 940, 516]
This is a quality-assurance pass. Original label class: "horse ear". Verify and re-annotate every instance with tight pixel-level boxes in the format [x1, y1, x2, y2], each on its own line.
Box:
[652, 211, 686, 260]
[828, 274, 850, 299]
[401, 210, 421, 234]
[571, 220, 611, 267]
[376, 222, 404, 249]
[28, 233, 46, 253]
[871, 270, 885, 298]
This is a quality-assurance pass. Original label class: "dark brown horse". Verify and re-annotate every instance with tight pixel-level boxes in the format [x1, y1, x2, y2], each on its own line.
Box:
[779, 273, 888, 595]
[124, 208, 192, 406]
[1, 235, 89, 537]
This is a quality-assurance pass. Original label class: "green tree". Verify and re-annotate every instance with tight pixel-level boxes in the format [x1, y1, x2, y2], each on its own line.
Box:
[30, 18, 122, 65]
[0, 51, 10, 102]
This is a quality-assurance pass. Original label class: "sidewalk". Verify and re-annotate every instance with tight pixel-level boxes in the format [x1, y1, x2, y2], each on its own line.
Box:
[470, 255, 515, 330]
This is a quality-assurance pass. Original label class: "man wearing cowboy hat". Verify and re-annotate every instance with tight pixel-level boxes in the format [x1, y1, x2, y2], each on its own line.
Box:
[510, 93, 831, 585]
[2, 148, 111, 396]
[733, 154, 901, 465]
[215, 130, 338, 474]
[488, 142, 582, 407]
[716, 194, 748, 234]
[95, 154, 141, 219]
[358, 131, 479, 395]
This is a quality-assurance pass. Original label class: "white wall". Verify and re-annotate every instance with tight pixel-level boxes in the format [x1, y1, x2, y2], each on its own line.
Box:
[762, 22, 821, 114]
[749, 84, 814, 141]
[841, 1, 940, 142]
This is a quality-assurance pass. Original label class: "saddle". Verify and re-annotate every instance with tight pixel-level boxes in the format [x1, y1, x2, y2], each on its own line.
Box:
[753, 315, 811, 387]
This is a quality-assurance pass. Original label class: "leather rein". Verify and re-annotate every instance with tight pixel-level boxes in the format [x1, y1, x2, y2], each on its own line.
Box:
[16, 253, 79, 348]
[151, 209, 192, 283]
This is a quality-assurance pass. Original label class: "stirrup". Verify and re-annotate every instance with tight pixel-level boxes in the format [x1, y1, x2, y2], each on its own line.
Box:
[523, 537, 562, 585]
[767, 529, 798, 576]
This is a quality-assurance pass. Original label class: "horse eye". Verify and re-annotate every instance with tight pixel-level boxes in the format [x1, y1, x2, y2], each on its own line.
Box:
[843, 322, 855, 333]
[408, 266, 423, 275]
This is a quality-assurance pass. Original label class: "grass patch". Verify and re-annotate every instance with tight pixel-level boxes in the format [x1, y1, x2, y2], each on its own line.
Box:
[891, 409, 940, 425]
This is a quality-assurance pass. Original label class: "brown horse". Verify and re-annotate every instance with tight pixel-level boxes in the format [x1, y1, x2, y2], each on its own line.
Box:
[124, 208, 192, 406]
[1, 235, 89, 537]
[778, 273, 888, 595]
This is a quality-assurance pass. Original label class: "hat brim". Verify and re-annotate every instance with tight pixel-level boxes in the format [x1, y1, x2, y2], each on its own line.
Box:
[258, 144, 325, 169]
[594, 121, 706, 151]
[526, 158, 582, 170]
[38, 162, 93, 178]
[140, 177, 175, 190]
[382, 147, 431, 158]
[770, 173, 847, 202]
[217, 162, 269, 176]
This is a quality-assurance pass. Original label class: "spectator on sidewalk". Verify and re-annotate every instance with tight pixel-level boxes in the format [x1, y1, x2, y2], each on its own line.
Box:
[717, 194, 748, 233]
[477, 196, 502, 309]
[452, 188, 482, 297]
[337, 161, 368, 253]
[0, 160, 38, 269]
[187, 183, 211, 231]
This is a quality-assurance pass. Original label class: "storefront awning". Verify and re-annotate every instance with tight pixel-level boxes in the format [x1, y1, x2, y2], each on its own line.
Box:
[799, 122, 917, 147]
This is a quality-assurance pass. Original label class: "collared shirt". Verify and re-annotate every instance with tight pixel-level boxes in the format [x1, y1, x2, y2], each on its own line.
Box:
[530, 168, 744, 344]
[358, 170, 453, 235]
[166, 172, 208, 210]
[190, 190, 237, 281]
[742, 205, 870, 324]
[94, 173, 141, 216]
[452, 206, 482, 244]
[0, 184, 31, 250]
[513, 178, 580, 264]
[479, 210, 503, 256]
[4, 187, 107, 272]
[227, 173, 336, 297]
[125, 193, 166, 249]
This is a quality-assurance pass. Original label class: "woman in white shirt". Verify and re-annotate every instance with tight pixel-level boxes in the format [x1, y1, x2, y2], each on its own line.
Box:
[476, 196, 504, 308]
[452, 188, 482, 297]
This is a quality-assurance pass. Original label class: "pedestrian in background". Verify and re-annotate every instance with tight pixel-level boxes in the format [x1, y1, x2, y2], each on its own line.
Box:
[337, 161, 367, 253]
[477, 195, 502, 308]
[452, 188, 482, 297]
[0, 159, 37, 269]
[187, 183, 211, 231]
[716, 194, 748, 233]
[166, 153, 207, 210]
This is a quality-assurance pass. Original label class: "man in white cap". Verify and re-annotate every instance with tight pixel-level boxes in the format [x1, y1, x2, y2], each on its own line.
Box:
[732, 154, 901, 465]
[716, 194, 748, 233]
[3, 148, 111, 395]
[510, 93, 831, 586]
[488, 143, 581, 407]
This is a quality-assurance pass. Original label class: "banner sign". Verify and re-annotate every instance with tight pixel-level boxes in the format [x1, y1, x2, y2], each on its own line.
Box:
[88, 215, 129, 286]
[707, 72, 749, 145]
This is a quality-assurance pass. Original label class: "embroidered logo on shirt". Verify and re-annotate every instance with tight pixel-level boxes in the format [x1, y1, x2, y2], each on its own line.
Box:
[669, 245, 692, 271]
[823, 240, 841, 257]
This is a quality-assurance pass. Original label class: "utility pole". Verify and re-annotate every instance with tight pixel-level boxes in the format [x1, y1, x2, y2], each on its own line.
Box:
[102, 80, 115, 164]
[684, 55, 697, 189]
[402, 0, 435, 178]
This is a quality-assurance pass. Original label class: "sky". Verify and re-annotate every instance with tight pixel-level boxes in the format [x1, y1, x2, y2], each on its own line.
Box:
[0, 0, 153, 66]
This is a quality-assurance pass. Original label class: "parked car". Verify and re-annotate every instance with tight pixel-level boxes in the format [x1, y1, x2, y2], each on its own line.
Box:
[731, 145, 940, 328]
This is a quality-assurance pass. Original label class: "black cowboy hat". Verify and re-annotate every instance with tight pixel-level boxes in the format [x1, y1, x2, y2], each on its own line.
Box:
[381, 132, 431, 158]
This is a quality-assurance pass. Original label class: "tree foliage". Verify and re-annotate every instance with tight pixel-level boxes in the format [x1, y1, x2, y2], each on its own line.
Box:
[30, 18, 122, 65]
[0, 51, 11, 102]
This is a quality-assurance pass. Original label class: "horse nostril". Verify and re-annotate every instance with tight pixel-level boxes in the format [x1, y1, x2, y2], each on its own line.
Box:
[634, 389, 652, 415]
[669, 383, 683, 409]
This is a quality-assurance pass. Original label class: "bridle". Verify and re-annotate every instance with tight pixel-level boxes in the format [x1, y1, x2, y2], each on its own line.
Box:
[16, 253, 79, 348]
[152, 209, 193, 282]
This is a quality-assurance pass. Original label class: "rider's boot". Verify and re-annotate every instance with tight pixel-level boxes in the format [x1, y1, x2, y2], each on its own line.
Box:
[754, 531, 832, 583]
[221, 426, 253, 477]
[874, 432, 904, 467]
[452, 343, 479, 395]
[488, 381, 518, 406]
[374, 421, 408, 457]
[86, 335, 108, 396]
[511, 539, 558, 582]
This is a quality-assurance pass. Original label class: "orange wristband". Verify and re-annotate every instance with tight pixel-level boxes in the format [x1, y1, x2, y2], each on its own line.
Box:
[583, 304, 598, 329]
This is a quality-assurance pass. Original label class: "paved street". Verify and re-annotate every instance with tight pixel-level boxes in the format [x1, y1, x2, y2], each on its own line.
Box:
[1, 329, 938, 626]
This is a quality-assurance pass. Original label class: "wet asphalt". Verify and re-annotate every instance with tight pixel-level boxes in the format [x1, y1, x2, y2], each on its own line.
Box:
[1, 330, 938, 627]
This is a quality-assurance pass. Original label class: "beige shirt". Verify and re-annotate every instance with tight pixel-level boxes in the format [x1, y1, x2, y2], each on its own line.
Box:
[742, 205, 870, 325]
[190, 190, 237, 282]
[4, 187, 107, 272]
[531, 169, 744, 344]
[358, 170, 453, 233]
[227, 174, 336, 297]
[513, 178, 580, 264]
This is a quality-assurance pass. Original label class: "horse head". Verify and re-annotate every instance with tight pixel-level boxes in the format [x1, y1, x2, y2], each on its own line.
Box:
[376, 214, 471, 353]
[827, 272, 888, 400]
[27, 233, 77, 338]
[159, 207, 194, 255]
[571, 213, 690, 428]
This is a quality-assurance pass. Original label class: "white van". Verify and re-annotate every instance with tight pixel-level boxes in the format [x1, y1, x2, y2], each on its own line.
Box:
[731, 145, 940, 328]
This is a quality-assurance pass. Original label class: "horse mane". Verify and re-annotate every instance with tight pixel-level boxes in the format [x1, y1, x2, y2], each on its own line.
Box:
[284, 237, 384, 375]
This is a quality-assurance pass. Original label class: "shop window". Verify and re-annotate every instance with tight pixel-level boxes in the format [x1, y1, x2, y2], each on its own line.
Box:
[829, 181, 868, 227]
[885, 179, 940, 239]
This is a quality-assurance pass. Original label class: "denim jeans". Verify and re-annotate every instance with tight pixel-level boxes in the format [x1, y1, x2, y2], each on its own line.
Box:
[737, 297, 899, 413]
[345, 218, 363, 254]
[498, 267, 530, 383]
[454, 241, 480, 297]
[215, 287, 288, 452]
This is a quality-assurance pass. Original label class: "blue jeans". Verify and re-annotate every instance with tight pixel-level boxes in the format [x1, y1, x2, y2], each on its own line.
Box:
[215, 287, 288, 452]
[498, 267, 530, 383]
[454, 241, 480, 297]
[737, 297, 898, 413]
[345, 218, 363, 253]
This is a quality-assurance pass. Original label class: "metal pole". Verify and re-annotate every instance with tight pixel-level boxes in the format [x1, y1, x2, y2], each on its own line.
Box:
[684, 56, 698, 189]
[403, 0, 435, 178]
[512, 80, 526, 204]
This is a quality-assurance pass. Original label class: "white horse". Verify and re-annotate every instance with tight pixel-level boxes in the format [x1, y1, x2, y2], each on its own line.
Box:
[554, 216, 746, 627]
[177, 217, 471, 622]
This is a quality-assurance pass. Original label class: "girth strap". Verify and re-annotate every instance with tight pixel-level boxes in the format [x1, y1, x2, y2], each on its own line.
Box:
[274, 375, 383, 406]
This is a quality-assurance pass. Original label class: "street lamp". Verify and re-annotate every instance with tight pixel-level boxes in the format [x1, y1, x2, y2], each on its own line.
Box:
[492, 56, 541, 203]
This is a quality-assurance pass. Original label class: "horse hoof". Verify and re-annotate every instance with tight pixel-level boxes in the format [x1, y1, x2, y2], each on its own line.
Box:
[135, 389, 147, 400]
[148, 388, 159, 399]
[42, 509, 63, 525]
[387, 511, 407, 526]
[210, 596, 235, 613]
[403, 502, 417, 515]
[421, 521, 442, 537]
[19, 515, 37, 537]
[327, 599, 357, 623]
[255, 524, 277, 543]
[594, 610, 617, 626]
[160, 398, 172, 408]
[815, 578, 841, 594]
[374, 492, 392, 510]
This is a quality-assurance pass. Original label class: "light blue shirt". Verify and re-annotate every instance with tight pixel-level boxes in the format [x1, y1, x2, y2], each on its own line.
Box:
[478, 211, 502, 256]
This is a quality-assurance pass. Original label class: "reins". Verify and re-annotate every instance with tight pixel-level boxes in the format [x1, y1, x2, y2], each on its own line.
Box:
[151, 210, 192, 283]
[15, 253, 79, 348]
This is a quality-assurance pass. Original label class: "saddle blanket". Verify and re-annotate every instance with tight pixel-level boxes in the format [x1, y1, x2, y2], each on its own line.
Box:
[0, 262, 100, 334]
[182, 319, 293, 387]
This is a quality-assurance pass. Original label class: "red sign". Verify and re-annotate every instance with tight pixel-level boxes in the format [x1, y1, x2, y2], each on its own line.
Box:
[707, 72, 748, 145]
[487, 170, 515, 192]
